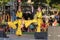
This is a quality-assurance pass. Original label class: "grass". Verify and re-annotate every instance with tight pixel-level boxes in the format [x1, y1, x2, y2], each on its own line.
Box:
[22, 32, 34, 35]
[6, 32, 34, 35]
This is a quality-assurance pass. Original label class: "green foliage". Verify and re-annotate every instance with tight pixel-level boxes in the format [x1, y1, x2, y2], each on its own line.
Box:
[50, 0, 60, 10]
[45, 0, 60, 10]
[52, 4, 60, 10]
[0, 0, 10, 6]
[46, 0, 51, 6]
[0, 0, 3, 6]
[46, 0, 51, 4]
[4, 0, 10, 2]
[50, 0, 60, 4]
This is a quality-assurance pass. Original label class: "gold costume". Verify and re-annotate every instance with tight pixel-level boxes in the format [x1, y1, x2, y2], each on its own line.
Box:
[8, 11, 23, 36]
[34, 11, 43, 32]
[8, 10, 43, 36]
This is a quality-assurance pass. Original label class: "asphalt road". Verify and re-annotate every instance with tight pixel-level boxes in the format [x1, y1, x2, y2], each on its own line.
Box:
[48, 26, 60, 40]
[1, 26, 60, 40]
[0, 33, 47, 40]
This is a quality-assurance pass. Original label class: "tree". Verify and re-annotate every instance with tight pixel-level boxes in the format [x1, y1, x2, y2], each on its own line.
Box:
[0, 0, 10, 6]
[0, 0, 3, 6]
[0, 0, 10, 12]
[50, 0, 60, 10]
[46, 0, 51, 5]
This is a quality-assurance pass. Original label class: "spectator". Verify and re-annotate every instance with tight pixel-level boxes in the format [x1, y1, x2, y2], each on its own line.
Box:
[34, 6, 43, 32]
[54, 11, 59, 21]
[28, 23, 36, 32]
[57, 11, 60, 26]
[41, 20, 47, 32]
[52, 19, 59, 27]
[10, 10, 16, 21]
[49, 17, 53, 26]
[0, 25, 9, 38]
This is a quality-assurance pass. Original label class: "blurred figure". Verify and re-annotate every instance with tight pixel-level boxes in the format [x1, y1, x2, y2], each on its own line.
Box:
[54, 11, 59, 22]
[10, 9, 16, 21]
[49, 17, 53, 26]
[0, 12, 9, 38]
[0, 26, 9, 38]
[58, 11, 60, 26]
[41, 20, 48, 32]
[8, 6, 23, 36]
[34, 6, 43, 32]
[15, 6, 23, 36]
[52, 19, 58, 27]
[16, 6, 23, 19]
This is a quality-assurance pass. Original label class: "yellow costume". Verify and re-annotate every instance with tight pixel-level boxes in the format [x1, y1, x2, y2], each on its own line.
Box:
[8, 11, 23, 36]
[15, 19, 22, 36]
[16, 11, 23, 18]
[8, 22, 17, 29]
[24, 20, 33, 28]
[34, 11, 43, 32]
[15, 11, 23, 36]
[8, 9, 43, 36]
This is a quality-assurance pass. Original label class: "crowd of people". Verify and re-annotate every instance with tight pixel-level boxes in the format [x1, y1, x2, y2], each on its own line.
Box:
[0, 4, 60, 36]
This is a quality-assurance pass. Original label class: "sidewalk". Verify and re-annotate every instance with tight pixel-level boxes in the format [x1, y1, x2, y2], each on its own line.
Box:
[0, 33, 47, 40]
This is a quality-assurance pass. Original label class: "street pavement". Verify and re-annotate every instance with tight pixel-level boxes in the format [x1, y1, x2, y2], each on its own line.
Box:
[48, 26, 60, 40]
[0, 34, 47, 40]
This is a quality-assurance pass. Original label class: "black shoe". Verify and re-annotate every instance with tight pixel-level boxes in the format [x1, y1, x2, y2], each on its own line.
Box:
[18, 35, 21, 36]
